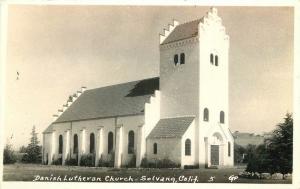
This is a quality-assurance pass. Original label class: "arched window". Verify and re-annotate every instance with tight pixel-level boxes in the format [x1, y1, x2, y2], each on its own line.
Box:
[185, 139, 191, 156]
[210, 53, 214, 64]
[180, 53, 185, 64]
[203, 108, 209, 121]
[58, 135, 63, 154]
[153, 143, 157, 154]
[228, 142, 231, 157]
[90, 133, 95, 153]
[73, 134, 78, 153]
[215, 55, 218, 66]
[128, 131, 134, 154]
[108, 132, 113, 154]
[220, 111, 225, 124]
[174, 54, 178, 65]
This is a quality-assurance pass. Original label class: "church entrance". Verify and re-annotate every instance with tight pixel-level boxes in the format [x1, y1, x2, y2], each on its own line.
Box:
[210, 145, 219, 165]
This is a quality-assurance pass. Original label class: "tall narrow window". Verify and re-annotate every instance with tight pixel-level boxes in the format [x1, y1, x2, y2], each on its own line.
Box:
[153, 143, 157, 154]
[203, 108, 209, 121]
[108, 132, 113, 154]
[180, 53, 185, 64]
[90, 133, 95, 153]
[215, 55, 219, 66]
[58, 135, 63, 154]
[185, 139, 191, 156]
[220, 111, 225, 124]
[128, 131, 134, 154]
[73, 134, 78, 153]
[210, 53, 214, 64]
[228, 142, 231, 157]
[174, 54, 178, 65]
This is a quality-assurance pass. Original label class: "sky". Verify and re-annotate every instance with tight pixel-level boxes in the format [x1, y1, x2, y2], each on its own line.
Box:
[3, 5, 293, 149]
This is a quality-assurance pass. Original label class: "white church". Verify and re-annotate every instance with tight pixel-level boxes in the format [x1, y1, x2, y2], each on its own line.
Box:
[43, 7, 234, 168]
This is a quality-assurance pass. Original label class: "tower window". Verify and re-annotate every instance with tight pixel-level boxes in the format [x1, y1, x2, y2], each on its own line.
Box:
[174, 54, 178, 65]
[215, 55, 219, 66]
[210, 53, 214, 64]
[185, 139, 191, 156]
[153, 143, 157, 154]
[220, 111, 225, 124]
[180, 53, 185, 64]
[203, 108, 209, 121]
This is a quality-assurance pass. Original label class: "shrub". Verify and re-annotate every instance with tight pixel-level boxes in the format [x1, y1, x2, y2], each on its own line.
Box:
[3, 144, 17, 164]
[80, 154, 95, 167]
[125, 154, 136, 168]
[65, 158, 78, 166]
[140, 157, 180, 168]
[52, 157, 62, 165]
[98, 153, 114, 167]
[184, 164, 199, 169]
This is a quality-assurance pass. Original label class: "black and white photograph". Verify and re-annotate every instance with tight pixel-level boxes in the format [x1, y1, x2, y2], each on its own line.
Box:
[0, 1, 298, 188]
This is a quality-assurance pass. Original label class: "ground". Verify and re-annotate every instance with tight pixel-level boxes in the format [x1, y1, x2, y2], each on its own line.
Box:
[3, 163, 291, 183]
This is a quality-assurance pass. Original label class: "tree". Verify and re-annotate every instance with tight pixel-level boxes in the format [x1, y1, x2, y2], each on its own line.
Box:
[19, 145, 27, 153]
[265, 113, 293, 173]
[22, 126, 42, 163]
[246, 113, 293, 174]
[3, 144, 17, 164]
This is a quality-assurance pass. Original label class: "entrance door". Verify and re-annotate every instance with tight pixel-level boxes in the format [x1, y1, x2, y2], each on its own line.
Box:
[211, 145, 219, 166]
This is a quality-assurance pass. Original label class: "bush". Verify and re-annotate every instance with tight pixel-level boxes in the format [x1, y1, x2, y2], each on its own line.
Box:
[140, 157, 180, 168]
[80, 154, 95, 167]
[65, 158, 78, 166]
[184, 164, 199, 169]
[125, 154, 136, 168]
[98, 153, 114, 167]
[52, 157, 62, 165]
[3, 144, 17, 164]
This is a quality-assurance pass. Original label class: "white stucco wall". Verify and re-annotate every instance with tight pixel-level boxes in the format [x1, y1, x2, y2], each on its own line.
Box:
[43, 114, 145, 166]
[181, 119, 196, 167]
[146, 138, 181, 164]
[160, 38, 199, 119]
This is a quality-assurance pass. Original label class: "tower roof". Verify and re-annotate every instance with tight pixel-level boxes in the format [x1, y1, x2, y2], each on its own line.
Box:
[161, 18, 203, 45]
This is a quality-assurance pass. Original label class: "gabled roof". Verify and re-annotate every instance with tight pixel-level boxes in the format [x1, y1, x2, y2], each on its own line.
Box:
[147, 116, 195, 139]
[161, 18, 203, 45]
[54, 77, 159, 123]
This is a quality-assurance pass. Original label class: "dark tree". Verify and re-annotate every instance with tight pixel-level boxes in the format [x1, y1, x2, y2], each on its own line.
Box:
[246, 113, 293, 174]
[22, 126, 42, 163]
[265, 113, 293, 173]
[19, 145, 27, 153]
[3, 144, 17, 164]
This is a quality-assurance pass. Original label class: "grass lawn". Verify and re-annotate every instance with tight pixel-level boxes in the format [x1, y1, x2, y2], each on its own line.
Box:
[3, 163, 291, 183]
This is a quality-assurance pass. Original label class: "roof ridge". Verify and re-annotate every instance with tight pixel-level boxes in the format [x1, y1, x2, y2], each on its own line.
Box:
[180, 17, 203, 26]
[86, 76, 159, 92]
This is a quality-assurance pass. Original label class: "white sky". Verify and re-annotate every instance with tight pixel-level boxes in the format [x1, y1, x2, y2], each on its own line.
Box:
[3, 5, 293, 149]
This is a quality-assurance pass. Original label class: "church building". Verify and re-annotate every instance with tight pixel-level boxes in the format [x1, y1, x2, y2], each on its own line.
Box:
[43, 7, 234, 168]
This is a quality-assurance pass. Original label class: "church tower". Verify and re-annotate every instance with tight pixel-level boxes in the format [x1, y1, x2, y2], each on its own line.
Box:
[158, 7, 234, 167]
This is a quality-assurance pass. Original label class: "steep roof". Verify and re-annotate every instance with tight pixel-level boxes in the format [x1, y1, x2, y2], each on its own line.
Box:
[54, 77, 159, 123]
[147, 116, 195, 139]
[162, 18, 203, 45]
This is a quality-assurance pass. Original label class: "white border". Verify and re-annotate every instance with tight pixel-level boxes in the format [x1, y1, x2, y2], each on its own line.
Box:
[0, 1, 299, 189]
